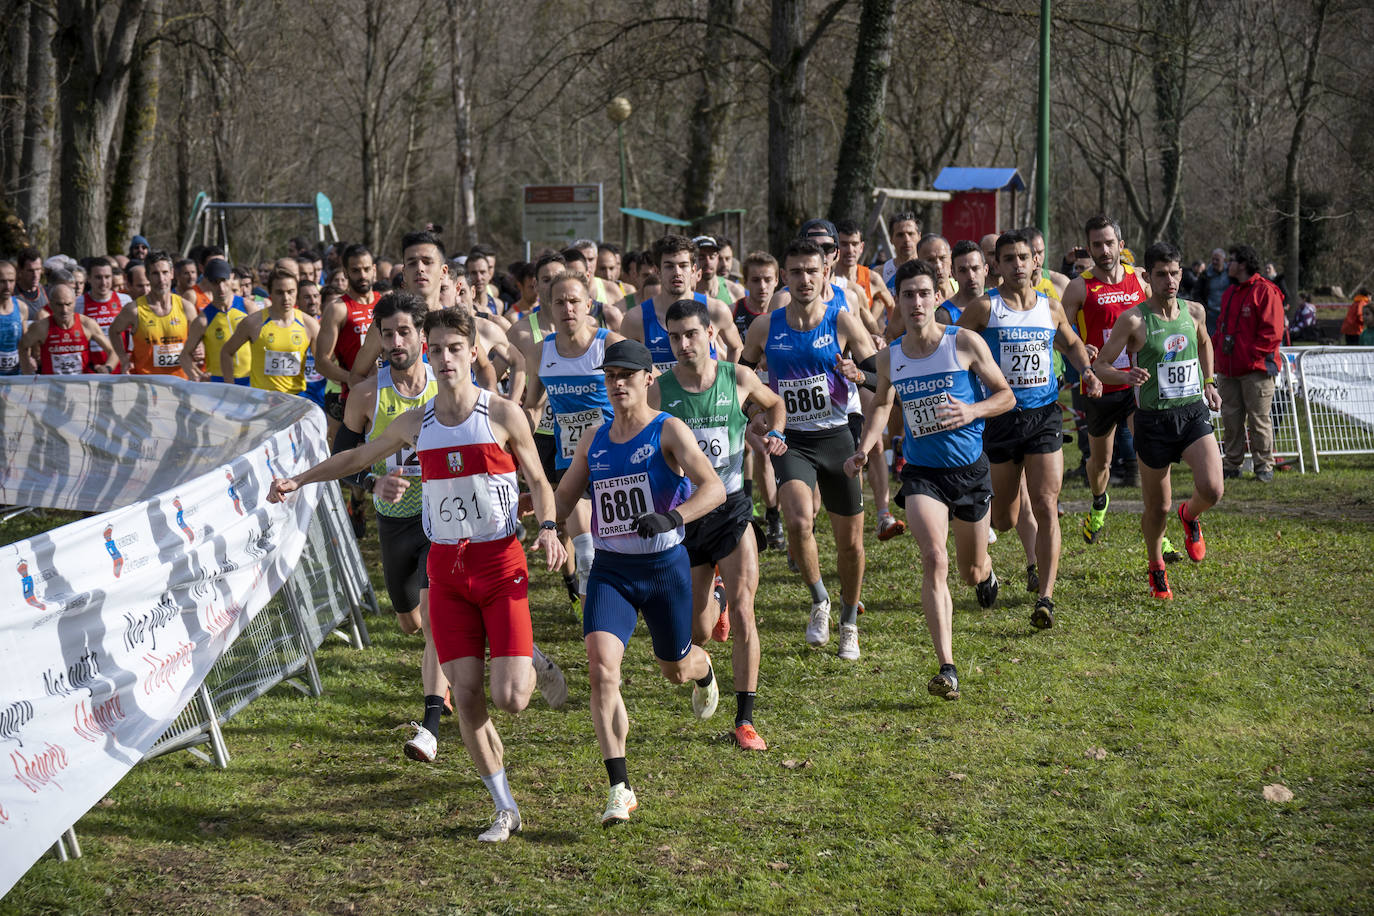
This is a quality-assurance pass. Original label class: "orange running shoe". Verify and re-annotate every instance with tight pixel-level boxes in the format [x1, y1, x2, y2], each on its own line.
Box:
[711, 575, 730, 641]
[1177, 502, 1205, 561]
[734, 722, 768, 751]
[1149, 567, 1173, 600]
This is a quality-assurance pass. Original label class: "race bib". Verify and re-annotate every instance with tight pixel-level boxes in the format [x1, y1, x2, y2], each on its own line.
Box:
[902, 391, 950, 438]
[49, 350, 84, 375]
[0, 350, 17, 372]
[652, 360, 677, 375]
[425, 475, 493, 540]
[593, 472, 653, 537]
[692, 424, 729, 467]
[153, 342, 183, 368]
[557, 407, 603, 460]
[385, 445, 423, 477]
[536, 402, 555, 434]
[265, 350, 302, 377]
[777, 373, 830, 424]
[1157, 358, 1201, 399]
[304, 354, 323, 384]
[1103, 329, 1129, 369]
[998, 337, 1051, 388]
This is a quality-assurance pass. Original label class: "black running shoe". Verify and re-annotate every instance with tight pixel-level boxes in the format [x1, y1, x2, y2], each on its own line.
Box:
[1025, 564, 1039, 594]
[562, 572, 579, 604]
[927, 664, 960, 700]
[975, 570, 999, 609]
[767, 517, 786, 552]
[1030, 596, 1055, 629]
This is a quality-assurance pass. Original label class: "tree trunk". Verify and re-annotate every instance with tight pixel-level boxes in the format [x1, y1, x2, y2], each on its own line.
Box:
[446, 0, 477, 249]
[1, 0, 31, 195]
[682, 0, 743, 221]
[768, 0, 808, 254]
[18, 0, 56, 250]
[174, 54, 197, 240]
[54, 0, 147, 256]
[1149, 0, 1187, 243]
[108, 0, 162, 253]
[827, 0, 896, 226]
[1281, 0, 1330, 305]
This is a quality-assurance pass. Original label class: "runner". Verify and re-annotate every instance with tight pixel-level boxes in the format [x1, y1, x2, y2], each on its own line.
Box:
[1061, 215, 1151, 546]
[740, 238, 878, 658]
[219, 268, 319, 394]
[552, 338, 726, 825]
[956, 230, 1102, 629]
[109, 251, 199, 377]
[76, 258, 132, 374]
[314, 243, 381, 437]
[181, 259, 258, 384]
[615, 235, 744, 372]
[1023, 226, 1071, 300]
[834, 219, 894, 331]
[844, 260, 1015, 699]
[17, 281, 118, 374]
[734, 251, 785, 550]
[520, 273, 623, 603]
[881, 213, 922, 292]
[0, 260, 23, 376]
[270, 307, 566, 842]
[692, 235, 746, 305]
[652, 297, 787, 750]
[1092, 242, 1223, 599]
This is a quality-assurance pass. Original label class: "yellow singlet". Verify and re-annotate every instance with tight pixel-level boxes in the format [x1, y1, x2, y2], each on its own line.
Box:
[131, 296, 188, 377]
[204, 303, 250, 381]
[249, 311, 311, 393]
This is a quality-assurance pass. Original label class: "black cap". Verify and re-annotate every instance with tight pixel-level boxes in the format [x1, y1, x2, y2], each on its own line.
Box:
[598, 339, 654, 372]
[204, 259, 232, 281]
[691, 234, 719, 250]
[798, 218, 838, 240]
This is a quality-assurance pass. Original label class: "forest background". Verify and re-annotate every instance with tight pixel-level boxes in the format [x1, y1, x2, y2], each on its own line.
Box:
[1, 0, 1371, 301]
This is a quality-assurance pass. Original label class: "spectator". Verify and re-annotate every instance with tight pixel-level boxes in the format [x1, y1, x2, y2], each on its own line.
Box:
[1341, 288, 1368, 344]
[1197, 248, 1230, 335]
[127, 234, 150, 261]
[1360, 301, 1374, 346]
[1213, 244, 1286, 482]
[1179, 260, 1201, 301]
[1288, 291, 1319, 341]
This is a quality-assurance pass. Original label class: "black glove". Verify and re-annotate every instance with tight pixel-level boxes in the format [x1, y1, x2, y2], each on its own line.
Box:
[634, 509, 683, 538]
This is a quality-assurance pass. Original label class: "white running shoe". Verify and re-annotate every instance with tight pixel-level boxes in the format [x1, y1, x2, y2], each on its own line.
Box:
[403, 722, 437, 762]
[602, 782, 638, 826]
[806, 599, 831, 647]
[532, 648, 569, 709]
[988, 527, 998, 544]
[836, 623, 860, 660]
[691, 659, 719, 719]
[477, 808, 521, 842]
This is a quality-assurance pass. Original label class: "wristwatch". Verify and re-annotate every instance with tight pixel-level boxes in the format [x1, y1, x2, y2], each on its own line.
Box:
[539, 520, 558, 531]
[362, 474, 378, 493]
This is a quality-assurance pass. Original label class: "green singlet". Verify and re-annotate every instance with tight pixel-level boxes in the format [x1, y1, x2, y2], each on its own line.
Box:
[370, 364, 438, 517]
[1134, 302, 1204, 411]
[656, 361, 746, 494]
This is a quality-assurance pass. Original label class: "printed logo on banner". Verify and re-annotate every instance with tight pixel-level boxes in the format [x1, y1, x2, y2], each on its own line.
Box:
[288, 428, 301, 464]
[263, 443, 286, 479]
[171, 497, 195, 542]
[16, 559, 47, 609]
[11, 741, 70, 793]
[0, 700, 35, 747]
[103, 526, 125, 578]
[141, 641, 195, 696]
[42, 649, 100, 699]
[72, 695, 126, 743]
[123, 592, 180, 653]
[226, 470, 244, 515]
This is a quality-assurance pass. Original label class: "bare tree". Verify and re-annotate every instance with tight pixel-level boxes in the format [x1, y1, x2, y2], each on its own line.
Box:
[683, 0, 745, 221]
[827, 0, 894, 225]
[53, 0, 147, 256]
[18, 0, 56, 250]
[446, 0, 478, 249]
[108, 0, 164, 253]
[1, 0, 32, 202]
[1274, 0, 1331, 304]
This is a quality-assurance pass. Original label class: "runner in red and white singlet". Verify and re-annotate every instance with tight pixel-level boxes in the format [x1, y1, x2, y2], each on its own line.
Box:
[78, 259, 131, 373]
[18, 282, 117, 375]
[269, 306, 566, 844]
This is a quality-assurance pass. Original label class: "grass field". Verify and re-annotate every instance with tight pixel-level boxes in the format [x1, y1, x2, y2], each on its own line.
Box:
[5, 449, 1373, 915]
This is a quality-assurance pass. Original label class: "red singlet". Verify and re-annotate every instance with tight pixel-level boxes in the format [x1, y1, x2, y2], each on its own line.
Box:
[1079, 265, 1148, 394]
[41, 320, 94, 375]
[79, 291, 129, 373]
[335, 291, 379, 398]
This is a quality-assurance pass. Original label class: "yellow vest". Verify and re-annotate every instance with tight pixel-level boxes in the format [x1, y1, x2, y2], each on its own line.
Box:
[205, 303, 250, 381]
[249, 311, 311, 393]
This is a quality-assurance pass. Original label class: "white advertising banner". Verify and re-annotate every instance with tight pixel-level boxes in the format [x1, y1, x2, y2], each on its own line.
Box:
[0, 378, 329, 896]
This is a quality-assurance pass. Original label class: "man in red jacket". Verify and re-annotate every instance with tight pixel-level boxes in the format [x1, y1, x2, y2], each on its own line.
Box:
[1212, 245, 1286, 482]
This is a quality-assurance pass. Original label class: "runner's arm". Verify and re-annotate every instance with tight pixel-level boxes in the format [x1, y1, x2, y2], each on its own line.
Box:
[220, 313, 261, 382]
[954, 294, 991, 332]
[1190, 300, 1222, 410]
[957, 329, 1017, 421]
[737, 364, 786, 441]
[1051, 301, 1102, 396]
[709, 299, 744, 361]
[347, 324, 382, 387]
[313, 300, 351, 385]
[17, 319, 47, 373]
[617, 305, 644, 344]
[269, 408, 420, 502]
[80, 316, 118, 372]
[108, 302, 137, 372]
[493, 398, 567, 570]
[848, 349, 896, 470]
[552, 430, 593, 523]
[1092, 313, 1145, 387]
[739, 309, 768, 366]
[180, 314, 210, 379]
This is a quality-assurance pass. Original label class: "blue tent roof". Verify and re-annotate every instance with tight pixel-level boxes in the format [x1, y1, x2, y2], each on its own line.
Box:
[932, 167, 1025, 192]
[620, 207, 692, 227]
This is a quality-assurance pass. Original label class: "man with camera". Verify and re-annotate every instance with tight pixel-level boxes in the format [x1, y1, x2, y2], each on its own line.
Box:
[1212, 245, 1286, 482]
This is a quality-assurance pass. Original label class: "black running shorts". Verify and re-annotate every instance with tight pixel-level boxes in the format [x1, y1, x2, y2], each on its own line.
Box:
[684, 490, 753, 568]
[772, 426, 864, 517]
[982, 403, 1062, 465]
[376, 512, 430, 614]
[1133, 401, 1214, 470]
[898, 455, 993, 523]
[1082, 387, 1136, 438]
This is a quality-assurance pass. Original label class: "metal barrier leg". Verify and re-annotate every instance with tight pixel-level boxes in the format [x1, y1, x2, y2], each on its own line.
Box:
[200, 683, 231, 769]
[63, 827, 81, 859]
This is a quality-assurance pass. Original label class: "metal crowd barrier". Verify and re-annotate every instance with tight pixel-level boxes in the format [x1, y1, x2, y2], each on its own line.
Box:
[1209, 349, 1307, 472]
[145, 483, 375, 767]
[1290, 347, 1374, 472]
